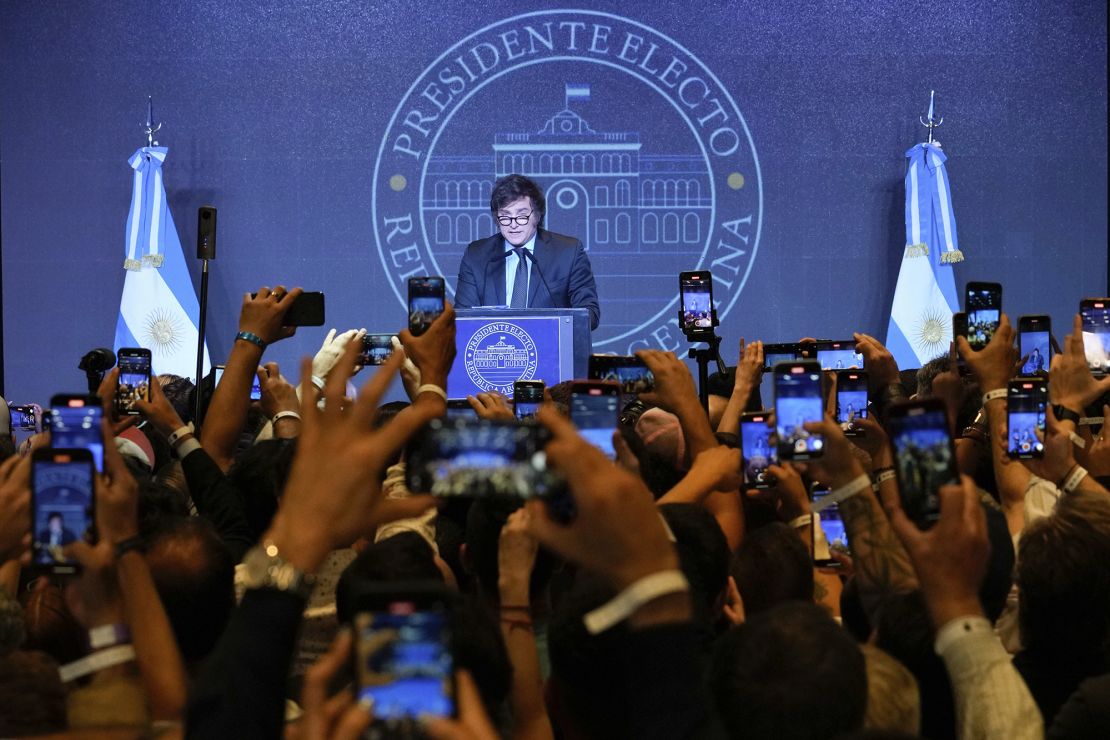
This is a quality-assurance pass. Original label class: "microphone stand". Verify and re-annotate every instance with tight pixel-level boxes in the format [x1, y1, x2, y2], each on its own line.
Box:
[193, 206, 217, 430]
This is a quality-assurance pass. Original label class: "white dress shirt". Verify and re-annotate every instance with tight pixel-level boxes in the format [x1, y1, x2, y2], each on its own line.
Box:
[504, 234, 536, 307]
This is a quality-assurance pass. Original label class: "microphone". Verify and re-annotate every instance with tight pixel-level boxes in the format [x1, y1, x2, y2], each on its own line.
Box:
[520, 249, 555, 307]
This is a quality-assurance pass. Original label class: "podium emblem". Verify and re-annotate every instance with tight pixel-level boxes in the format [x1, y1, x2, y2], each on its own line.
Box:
[464, 322, 538, 394]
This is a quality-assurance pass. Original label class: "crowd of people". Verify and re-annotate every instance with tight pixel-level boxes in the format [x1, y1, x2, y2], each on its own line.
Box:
[1, 284, 1109, 739]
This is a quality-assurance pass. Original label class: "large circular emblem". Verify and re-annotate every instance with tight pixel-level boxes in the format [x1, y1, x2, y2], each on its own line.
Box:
[464, 322, 538, 394]
[373, 9, 763, 352]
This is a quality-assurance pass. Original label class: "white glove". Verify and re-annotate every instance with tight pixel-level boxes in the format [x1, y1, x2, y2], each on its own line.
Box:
[312, 328, 364, 380]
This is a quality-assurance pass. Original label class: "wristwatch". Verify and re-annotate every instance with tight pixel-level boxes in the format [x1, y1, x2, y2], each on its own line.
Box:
[240, 541, 314, 599]
[1052, 404, 1082, 426]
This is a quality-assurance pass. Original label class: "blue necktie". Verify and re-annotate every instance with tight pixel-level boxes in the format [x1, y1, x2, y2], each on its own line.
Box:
[510, 248, 528, 308]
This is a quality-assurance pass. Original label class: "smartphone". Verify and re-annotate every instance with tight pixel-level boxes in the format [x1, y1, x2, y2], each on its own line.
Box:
[836, 370, 868, 437]
[9, 403, 43, 432]
[1080, 298, 1110, 375]
[812, 486, 849, 568]
[570, 381, 620, 458]
[1007, 378, 1047, 459]
[49, 395, 104, 472]
[216, 365, 262, 401]
[361, 333, 396, 366]
[445, 399, 473, 419]
[1018, 315, 1052, 375]
[773, 361, 824, 460]
[815, 340, 863, 371]
[886, 399, 957, 530]
[761, 343, 801, 372]
[283, 291, 326, 326]
[513, 380, 545, 420]
[31, 448, 95, 574]
[115, 348, 152, 416]
[405, 417, 565, 500]
[740, 411, 777, 489]
[409, 276, 446, 337]
[678, 271, 714, 335]
[587, 354, 655, 394]
[353, 582, 456, 731]
[964, 281, 1002, 351]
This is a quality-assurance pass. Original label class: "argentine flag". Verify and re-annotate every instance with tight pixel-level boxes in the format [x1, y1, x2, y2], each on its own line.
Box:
[114, 147, 210, 380]
[885, 142, 963, 368]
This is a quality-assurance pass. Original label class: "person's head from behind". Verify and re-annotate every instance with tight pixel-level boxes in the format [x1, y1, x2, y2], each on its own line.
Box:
[490, 174, 544, 247]
[0, 651, 67, 736]
[860, 643, 921, 735]
[464, 498, 553, 604]
[1017, 488, 1110, 660]
[711, 600, 867, 739]
[658, 503, 730, 621]
[227, 438, 297, 539]
[732, 521, 813, 615]
[144, 517, 235, 665]
[336, 532, 444, 624]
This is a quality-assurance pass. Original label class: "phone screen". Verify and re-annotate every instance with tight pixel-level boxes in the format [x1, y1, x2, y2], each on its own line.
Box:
[9, 405, 39, 431]
[888, 403, 955, 529]
[361, 334, 395, 366]
[740, 414, 777, 488]
[405, 418, 562, 498]
[354, 603, 454, 723]
[409, 277, 445, 336]
[588, 355, 655, 394]
[514, 382, 544, 420]
[812, 488, 849, 561]
[213, 366, 225, 387]
[763, 344, 800, 371]
[1019, 329, 1051, 375]
[50, 403, 104, 472]
[836, 371, 868, 430]
[1007, 379, 1047, 458]
[774, 364, 824, 459]
[816, 342, 863, 371]
[570, 384, 620, 458]
[116, 351, 152, 415]
[965, 283, 1002, 350]
[679, 272, 713, 333]
[32, 452, 95, 572]
[1081, 299, 1110, 374]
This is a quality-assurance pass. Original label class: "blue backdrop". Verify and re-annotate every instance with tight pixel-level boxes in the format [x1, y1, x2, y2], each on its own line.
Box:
[2, 0, 1106, 404]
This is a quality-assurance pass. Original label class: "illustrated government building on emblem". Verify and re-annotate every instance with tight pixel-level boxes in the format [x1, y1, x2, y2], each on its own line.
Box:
[424, 90, 710, 252]
[471, 337, 530, 370]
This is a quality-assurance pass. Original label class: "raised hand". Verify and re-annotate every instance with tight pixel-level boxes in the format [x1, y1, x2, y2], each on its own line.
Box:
[239, 285, 304, 345]
[880, 475, 989, 628]
[290, 630, 372, 740]
[0, 454, 31, 563]
[525, 406, 676, 590]
[133, 371, 186, 435]
[467, 392, 515, 422]
[1050, 314, 1110, 413]
[265, 344, 445, 574]
[313, 328, 365, 381]
[853, 332, 900, 389]
[635, 349, 700, 414]
[257, 362, 299, 418]
[399, 303, 457, 390]
[956, 313, 1018, 393]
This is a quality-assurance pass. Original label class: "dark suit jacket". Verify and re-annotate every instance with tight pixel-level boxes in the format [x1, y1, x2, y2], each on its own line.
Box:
[454, 228, 600, 330]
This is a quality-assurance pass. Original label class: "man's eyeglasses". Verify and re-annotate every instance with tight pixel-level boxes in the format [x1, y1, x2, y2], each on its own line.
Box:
[497, 212, 533, 227]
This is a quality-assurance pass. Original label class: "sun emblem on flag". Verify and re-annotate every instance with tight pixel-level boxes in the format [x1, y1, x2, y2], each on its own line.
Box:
[143, 308, 185, 355]
[913, 307, 950, 357]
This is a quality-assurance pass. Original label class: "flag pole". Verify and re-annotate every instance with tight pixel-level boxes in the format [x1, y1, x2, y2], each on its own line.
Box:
[919, 90, 943, 144]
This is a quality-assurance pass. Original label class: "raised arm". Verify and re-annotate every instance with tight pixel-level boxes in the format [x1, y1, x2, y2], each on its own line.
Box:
[716, 339, 763, 437]
[202, 286, 302, 470]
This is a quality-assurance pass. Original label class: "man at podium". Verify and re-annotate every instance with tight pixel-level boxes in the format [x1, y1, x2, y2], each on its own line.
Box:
[454, 174, 600, 330]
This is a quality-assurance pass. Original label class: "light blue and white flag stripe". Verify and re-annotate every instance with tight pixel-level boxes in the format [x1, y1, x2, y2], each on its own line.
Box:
[565, 83, 590, 103]
[114, 146, 210, 380]
[885, 142, 962, 368]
